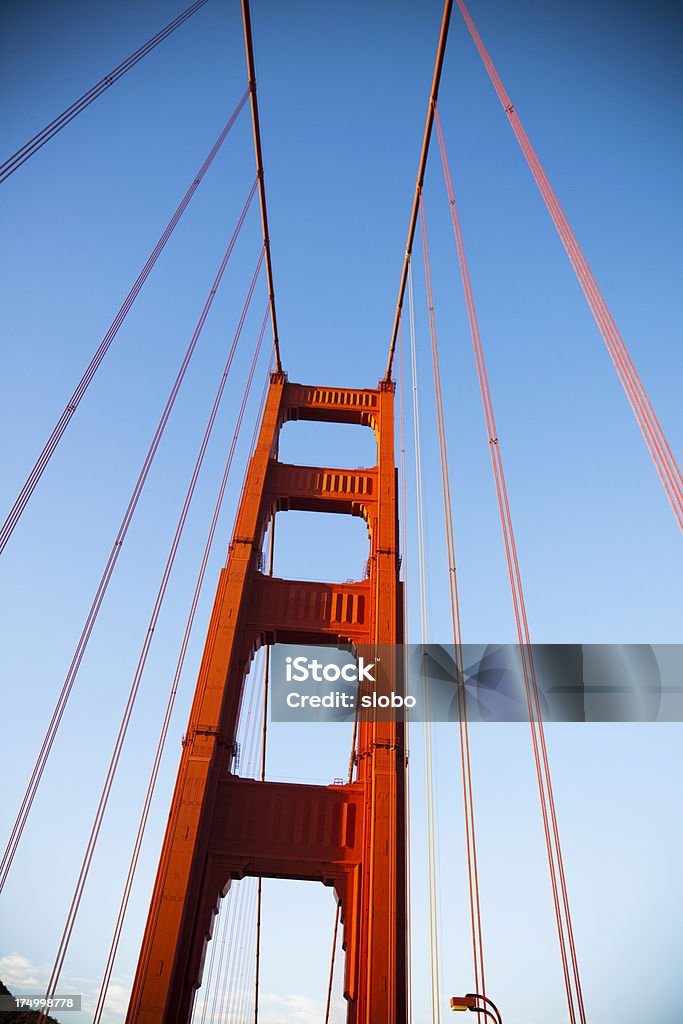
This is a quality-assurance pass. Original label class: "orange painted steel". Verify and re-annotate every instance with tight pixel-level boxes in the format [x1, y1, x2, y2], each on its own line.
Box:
[126, 374, 407, 1024]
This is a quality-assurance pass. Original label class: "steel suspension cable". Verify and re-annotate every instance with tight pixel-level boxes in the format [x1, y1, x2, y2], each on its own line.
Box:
[41, 251, 266, 1010]
[173, 465, 269, 1022]
[0, 179, 257, 895]
[385, 0, 453, 382]
[0, 0, 211, 184]
[125, 353, 273, 1022]
[92, 301, 270, 1024]
[254, 511, 275, 1024]
[420, 197, 489, 1020]
[129, 610, 267, 1022]
[201, 890, 232, 1023]
[408, 266, 429, 654]
[0, 90, 249, 557]
[436, 103, 578, 1018]
[226, 365, 274, 730]
[208, 883, 246, 1024]
[324, 616, 370, 1022]
[192, 885, 230, 1023]
[241, 0, 283, 375]
[436, 104, 587, 1021]
[324, 907, 341, 1024]
[233, 871, 262, 1019]
[418, 197, 486, 1021]
[210, 659, 265, 1024]
[435, 108, 585, 1024]
[216, 885, 247, 1023]
[511, 131, 683, 524]
[331, 932, 346, 1024]
[234, 883, 260, 1021]
[324, 540, 383, 1023]
[196, 650, 264, 1024]
[455, 0, 682, 530]
[397, 315, 414, 1024]
[223, 654, 267, 1023]
[407, 264, 442, 1023]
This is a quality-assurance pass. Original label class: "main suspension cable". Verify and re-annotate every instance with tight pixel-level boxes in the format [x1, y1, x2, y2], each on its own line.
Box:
[92, 302, 271, 1024]
[0, 90, 249, 557]
[0, 0, 211, 184]
[384, 0, 454, 382]
[435, 106, 586, 1024]
[241, 0, 283, 375]
[455, 0, 682, 530]
[0, 180, 257, 894]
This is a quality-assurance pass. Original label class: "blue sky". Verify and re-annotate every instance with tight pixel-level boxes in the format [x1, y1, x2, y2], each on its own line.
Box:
[1, 1, 682, 1022]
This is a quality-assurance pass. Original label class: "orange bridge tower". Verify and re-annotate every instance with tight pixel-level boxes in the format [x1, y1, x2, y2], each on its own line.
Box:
[126, 374, 408, 1024]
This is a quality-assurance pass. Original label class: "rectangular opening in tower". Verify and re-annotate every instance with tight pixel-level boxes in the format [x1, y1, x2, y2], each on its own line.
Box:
[263, 510, 371, 585]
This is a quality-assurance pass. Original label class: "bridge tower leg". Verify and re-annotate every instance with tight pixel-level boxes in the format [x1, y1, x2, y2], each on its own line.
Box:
[126, 374, 407, 1024]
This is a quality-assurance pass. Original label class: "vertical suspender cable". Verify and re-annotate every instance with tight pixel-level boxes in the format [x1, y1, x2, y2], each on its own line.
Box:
[409, 266, 429, 651]
[41, 251, 266, 1010]
[254, 510, 275, 1024]
[0, 92, 249, 557]
[206, 646, 264, 1024]
[323, 908, 341, 1024]
[324, 603, 369, 1023]
[455, 0, 682, 530]
[0, 0, 212, 183]
[225, 630, 272, 1023]
[192, 884, 230, 1023]
[397, 316, 414, 1024]
[208, 883, 247, 1024]
[408, 264, 442, 1024]
[435, 107, 585, 1024]
[0, 179, 258, 895]
[419, 196, 486, 1020]
[131, 356, 274, 1022]
[221, 878, 258, 1023]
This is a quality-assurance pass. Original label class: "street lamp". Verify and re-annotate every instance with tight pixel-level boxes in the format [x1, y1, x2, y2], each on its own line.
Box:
[450, 992, 503, 1024]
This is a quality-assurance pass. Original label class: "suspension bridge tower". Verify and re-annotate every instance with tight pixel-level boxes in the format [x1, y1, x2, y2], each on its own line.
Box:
[126, 373, 408, 1024]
